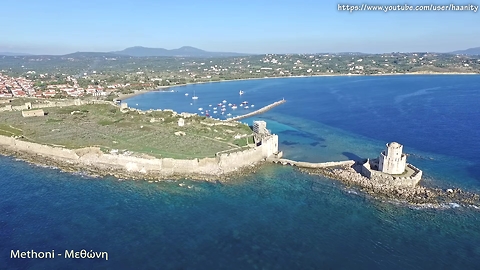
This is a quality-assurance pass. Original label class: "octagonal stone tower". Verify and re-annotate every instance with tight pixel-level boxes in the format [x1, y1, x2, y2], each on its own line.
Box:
[378, 142, 407, 174]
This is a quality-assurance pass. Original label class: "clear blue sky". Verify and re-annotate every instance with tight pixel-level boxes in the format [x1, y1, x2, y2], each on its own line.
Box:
[1, 0, 479, 54]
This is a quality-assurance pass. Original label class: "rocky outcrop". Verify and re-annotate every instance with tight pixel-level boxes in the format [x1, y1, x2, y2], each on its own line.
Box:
[302, 164, 480, 207]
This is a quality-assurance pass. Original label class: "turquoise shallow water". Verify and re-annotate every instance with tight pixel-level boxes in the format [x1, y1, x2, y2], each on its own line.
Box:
[2, 75, 480, 269]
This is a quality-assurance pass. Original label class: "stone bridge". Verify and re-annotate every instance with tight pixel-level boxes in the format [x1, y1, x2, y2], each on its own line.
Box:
[270, 158, 355, 168]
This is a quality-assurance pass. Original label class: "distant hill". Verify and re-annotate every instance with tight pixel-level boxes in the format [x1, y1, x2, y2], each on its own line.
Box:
[112, 46, 249, 57]
[450, 47, 480, 55]
[0, 52, 32, 56]
[63, 52, 124, 58]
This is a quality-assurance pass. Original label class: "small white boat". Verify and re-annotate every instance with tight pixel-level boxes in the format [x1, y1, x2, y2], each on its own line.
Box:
[251, 104, 255, 108]
[221, 108, 226, 112]
[232, 104, 237, 109]
[190, 103, 193, 105]
[239, 90, 244, 95]
[209, 104, 212, 107]
[192, 96, 198, 100]
[227, 113, 232, 116]
[240, 104, 243, 107]
[198, 108, 203, 111]
[185, 93, 189, 96]
[228, 103, 232, 106]
[213, 111, 217, 114]
[244, 106, 249, 109]
[222, 105, 226, 108]
[222, 100, 227, 103]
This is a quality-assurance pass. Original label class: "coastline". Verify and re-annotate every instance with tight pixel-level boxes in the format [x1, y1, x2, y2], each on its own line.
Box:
[0, 132, 280, 182]
[119, 72, 480, 101]
[0, 146, 264, 183]
[302, 164, 480, 209]
[3, 137, 479, 209]
[2, 72, 480, 208]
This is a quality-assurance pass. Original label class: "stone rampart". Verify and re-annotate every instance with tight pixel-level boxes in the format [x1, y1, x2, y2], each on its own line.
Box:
[0, 133, 279, 178]
[0, 99, 112, 112]
[360, 159, 421, 188]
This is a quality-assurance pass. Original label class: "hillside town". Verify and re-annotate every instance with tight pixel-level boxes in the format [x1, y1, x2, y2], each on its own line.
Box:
[1, 52, 479, 100]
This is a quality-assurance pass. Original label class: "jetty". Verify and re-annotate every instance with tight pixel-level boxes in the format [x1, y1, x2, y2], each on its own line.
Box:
[227, 99, 286, 121]
[270, 158, 355, 168]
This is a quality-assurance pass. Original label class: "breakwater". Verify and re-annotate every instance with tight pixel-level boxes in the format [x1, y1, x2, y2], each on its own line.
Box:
[227, 99, 286, 121]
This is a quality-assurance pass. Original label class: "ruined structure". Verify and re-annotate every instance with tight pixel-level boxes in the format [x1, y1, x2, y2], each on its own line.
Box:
[360, 142, 422, 187]
[253, 120, 270, 145]
[21, 109, 45, 117]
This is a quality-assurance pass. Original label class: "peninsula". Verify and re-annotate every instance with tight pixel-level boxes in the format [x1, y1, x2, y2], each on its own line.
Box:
[1, 98, 479, 208]
[0, 98, 282, 180]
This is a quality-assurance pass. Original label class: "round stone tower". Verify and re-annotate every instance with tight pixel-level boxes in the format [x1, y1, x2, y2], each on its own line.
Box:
[378, 142, 407, 174]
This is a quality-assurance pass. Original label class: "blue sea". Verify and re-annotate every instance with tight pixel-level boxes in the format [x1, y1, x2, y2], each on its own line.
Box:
[2, 75, 480, 269]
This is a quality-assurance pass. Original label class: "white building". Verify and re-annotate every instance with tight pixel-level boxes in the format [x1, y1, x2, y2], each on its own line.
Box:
[378, 142, 407, 174]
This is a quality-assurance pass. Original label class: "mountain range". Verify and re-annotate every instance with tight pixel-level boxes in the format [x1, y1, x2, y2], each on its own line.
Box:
[0, 52, 32, 56]
[1, 46, 480, 57]
[449, 47, 480, 55]
[111, 46, 248, 57]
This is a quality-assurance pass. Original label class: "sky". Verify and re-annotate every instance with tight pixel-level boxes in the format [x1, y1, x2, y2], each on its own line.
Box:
[0, 0, 479, 54]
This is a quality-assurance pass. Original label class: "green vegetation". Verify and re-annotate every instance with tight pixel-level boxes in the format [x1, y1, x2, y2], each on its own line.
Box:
[0, 124, 22, 136]
[0, 104, 253, 159]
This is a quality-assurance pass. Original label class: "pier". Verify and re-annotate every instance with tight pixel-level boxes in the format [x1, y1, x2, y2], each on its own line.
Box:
[226, 99, 286, 121]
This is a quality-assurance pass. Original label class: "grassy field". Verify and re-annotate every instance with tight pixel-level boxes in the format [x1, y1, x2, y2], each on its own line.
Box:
[0, 104, 254, 159]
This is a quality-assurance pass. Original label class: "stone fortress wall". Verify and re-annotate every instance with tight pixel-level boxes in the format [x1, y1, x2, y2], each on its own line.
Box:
[0, 99, 110, 112]
[0, 133, 279, 177]
[360, 159, 422, 188]
[359, 142, 423, 188]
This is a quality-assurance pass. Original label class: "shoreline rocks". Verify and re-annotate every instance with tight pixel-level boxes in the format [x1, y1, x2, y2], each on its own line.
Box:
[300, 165, 480, 208]
[2, 145, 480, 209]
[0, 147, 264, 183]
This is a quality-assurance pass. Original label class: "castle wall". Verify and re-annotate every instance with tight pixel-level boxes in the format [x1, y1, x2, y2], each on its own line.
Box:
[0, 100, 112, 112]
[0, 134, 279, 178]
[360, 159, 421, 188]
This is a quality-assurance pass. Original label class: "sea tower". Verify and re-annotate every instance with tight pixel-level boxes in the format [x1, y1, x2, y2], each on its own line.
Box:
[378, 142, 407, 174]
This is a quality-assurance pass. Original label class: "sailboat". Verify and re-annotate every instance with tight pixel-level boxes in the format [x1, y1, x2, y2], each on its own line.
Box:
[192, 89, 198, 100]
[239, 90, 244, 95]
